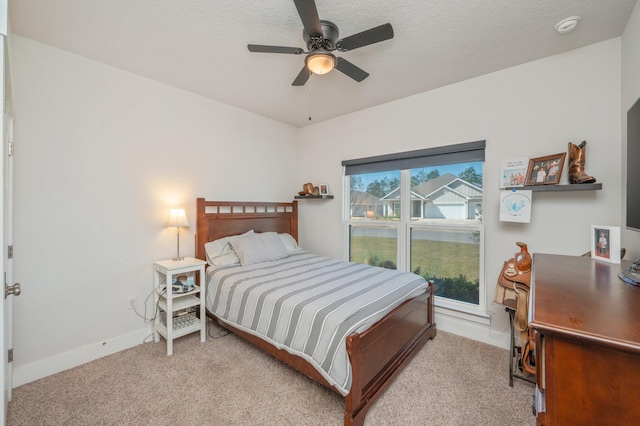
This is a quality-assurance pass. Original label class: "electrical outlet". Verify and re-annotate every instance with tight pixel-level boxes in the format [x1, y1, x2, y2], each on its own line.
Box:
[127, 296, 136, 310]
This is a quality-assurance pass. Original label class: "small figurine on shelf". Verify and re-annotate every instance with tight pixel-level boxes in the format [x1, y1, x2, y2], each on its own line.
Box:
[298, 182, 319, 196]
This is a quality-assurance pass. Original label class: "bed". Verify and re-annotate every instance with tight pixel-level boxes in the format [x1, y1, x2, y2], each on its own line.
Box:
[195, 198, 436, 426]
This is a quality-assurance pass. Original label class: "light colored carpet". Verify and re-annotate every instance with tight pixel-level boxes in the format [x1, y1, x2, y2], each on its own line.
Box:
[7, 322, 535, 425]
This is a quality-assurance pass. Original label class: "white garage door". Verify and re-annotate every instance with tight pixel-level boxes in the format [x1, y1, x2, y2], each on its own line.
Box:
[426, 203, 465, 219]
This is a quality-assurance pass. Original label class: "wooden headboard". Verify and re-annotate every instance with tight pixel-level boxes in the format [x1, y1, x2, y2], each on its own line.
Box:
[195, 198, 298, 261]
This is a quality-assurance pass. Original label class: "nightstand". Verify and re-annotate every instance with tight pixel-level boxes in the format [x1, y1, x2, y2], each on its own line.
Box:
[153, 257, 206, 355]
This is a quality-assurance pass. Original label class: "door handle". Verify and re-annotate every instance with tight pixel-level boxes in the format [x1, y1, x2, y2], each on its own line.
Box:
[5, 283, 21, 298]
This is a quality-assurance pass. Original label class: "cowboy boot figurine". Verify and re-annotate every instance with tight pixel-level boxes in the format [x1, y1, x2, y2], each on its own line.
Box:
[568, 141, 596, 184]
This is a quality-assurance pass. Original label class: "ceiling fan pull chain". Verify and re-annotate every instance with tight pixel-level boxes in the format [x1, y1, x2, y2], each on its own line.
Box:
[308, 80, 312, 121]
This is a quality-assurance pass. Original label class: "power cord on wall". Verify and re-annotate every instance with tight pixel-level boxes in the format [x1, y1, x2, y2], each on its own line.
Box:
[131, 285, 165, 323]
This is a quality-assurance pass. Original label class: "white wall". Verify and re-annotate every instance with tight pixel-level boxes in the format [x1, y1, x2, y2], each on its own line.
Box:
[297, 39, 623, 347]
[622, 1, 640, 261]
[10, 36, 299, 386]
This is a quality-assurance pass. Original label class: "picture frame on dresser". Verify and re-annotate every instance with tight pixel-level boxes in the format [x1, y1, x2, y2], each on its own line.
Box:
[591, 225, 621, 263]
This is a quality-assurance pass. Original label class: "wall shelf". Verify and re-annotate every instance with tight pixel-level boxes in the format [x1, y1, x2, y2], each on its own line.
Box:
[294, 195, 334, 199]
[503, 183, 602, 192]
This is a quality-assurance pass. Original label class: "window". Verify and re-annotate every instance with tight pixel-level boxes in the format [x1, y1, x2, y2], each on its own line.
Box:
[343, 141, 485, 314]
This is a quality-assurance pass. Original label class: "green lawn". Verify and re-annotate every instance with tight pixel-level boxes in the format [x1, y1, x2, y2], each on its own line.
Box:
[351, 236, 480, 282]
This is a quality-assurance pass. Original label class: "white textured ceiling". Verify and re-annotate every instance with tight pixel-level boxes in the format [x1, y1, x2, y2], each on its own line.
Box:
[9, 0, 638, 127]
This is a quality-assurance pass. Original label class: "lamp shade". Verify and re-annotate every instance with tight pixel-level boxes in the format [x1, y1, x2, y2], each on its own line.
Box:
[167, 208, 189, 228]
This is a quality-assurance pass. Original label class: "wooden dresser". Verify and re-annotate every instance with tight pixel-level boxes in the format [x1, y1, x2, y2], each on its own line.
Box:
[529, 254, 640, 425]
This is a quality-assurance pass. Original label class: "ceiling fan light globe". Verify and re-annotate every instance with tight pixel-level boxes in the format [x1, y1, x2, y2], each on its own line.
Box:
[306, 52, 336, 75]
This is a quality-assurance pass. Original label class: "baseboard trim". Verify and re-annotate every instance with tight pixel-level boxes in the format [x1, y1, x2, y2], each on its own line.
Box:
[13, 327, 152, 388]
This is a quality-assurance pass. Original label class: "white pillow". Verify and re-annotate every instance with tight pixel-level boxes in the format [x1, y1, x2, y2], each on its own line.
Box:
[279, 233, 302, 253]
[229, 232, 290, 266]
[204, 230, 253, 266]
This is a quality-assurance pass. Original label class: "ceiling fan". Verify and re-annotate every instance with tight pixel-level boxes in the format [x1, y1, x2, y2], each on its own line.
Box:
[247, 0, 394, 86]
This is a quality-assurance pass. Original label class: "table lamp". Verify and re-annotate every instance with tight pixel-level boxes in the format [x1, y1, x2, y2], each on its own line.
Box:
[167, 208, 189, 261]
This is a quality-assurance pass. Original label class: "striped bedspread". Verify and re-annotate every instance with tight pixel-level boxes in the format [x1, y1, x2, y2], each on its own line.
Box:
[205, 252, 429, 395]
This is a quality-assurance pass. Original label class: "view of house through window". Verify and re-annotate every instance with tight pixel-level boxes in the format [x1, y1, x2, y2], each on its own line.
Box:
[344, 142, 485, 309]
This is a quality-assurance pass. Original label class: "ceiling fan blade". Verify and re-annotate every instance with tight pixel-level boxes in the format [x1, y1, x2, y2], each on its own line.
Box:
[336, 23, 394, 51]
[292, 65, 311, 86]
[248, 44, 304, 55]
[334, 57, 369, 82]
[293, 0, 323, 38]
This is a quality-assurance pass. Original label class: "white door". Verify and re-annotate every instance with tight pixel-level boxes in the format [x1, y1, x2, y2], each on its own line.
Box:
[0, 4, 11, 423]
[0, 33, 6, 425]
[1, 33, 16, 425]
[1, 110, 14, 426]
